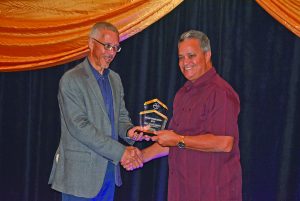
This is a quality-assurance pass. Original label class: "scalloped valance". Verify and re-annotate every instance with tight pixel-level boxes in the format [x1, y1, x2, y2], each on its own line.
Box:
[0, 0, 183, 72]
[256, 0, 300, 37]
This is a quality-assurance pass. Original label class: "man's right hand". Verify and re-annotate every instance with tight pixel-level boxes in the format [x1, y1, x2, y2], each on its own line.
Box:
[120, 146, 143, 171]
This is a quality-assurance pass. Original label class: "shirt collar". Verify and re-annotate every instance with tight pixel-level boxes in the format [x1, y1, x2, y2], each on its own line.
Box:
[184, 67, 216, 91]
[87, 58, 110, 80]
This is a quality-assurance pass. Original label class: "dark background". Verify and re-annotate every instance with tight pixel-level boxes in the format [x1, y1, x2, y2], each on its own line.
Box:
[1, 1, 300, 201]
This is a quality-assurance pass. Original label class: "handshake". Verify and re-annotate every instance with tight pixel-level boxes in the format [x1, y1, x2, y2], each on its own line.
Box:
[120, 126, 150, 171]
[120, 146, 144, 171]
[120, 125, 178, 171]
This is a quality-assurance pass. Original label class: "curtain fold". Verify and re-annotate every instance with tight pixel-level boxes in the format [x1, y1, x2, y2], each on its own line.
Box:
[0, 0, 182, 72]
[256, 0, 300, 37]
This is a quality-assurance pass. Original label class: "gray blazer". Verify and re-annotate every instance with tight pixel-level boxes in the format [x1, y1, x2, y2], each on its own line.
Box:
[48, 58, 134, 198]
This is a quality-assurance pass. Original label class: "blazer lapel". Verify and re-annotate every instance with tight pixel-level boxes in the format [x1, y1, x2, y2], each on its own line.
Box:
[82, 59, 108, 119]
[108, 72, 120, 127]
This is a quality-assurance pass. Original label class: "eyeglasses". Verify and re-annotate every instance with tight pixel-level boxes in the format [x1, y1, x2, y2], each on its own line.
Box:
[91, 38, 121, 52]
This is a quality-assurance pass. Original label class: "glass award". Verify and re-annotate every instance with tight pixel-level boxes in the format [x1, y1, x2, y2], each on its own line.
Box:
[139, 98, 168, 135]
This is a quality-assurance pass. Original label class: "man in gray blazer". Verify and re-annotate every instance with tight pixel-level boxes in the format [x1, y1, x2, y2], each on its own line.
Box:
[49, 22, 145, 201]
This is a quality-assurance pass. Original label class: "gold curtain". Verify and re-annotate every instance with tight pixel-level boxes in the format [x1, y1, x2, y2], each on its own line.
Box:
[256, 0, 300, 37]
[0, 0, 183, 72]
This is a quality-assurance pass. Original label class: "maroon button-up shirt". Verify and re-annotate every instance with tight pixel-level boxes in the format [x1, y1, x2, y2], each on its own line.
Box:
[168, 67, 242, 201]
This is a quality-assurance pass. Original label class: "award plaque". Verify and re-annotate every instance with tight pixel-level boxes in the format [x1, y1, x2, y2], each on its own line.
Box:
[139, 98, 168, 135]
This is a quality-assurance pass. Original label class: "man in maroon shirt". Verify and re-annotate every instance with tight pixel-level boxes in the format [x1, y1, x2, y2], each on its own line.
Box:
[142, 30, 242, 201]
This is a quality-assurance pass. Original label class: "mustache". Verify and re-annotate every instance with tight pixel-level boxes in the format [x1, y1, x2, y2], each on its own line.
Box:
[104, 55, 114, 60]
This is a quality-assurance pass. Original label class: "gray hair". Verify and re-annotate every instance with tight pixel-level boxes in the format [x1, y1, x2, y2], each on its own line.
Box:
[179, 30, 211, 52]
[89, 22, 119, 38]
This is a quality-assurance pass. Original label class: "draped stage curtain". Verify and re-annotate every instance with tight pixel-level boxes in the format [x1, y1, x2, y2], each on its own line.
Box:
[0, 0, 183, 71]
[1, 1, 300, 201]
[256, 0, 300, 37]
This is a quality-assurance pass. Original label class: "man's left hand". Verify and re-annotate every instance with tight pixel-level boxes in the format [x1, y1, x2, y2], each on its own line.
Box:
[127, 126, 151, 141]
[151, 130, 181, 147]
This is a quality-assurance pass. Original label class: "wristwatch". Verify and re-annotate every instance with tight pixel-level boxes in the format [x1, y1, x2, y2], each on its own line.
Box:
[177, 135, 185, 148]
